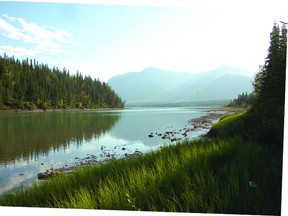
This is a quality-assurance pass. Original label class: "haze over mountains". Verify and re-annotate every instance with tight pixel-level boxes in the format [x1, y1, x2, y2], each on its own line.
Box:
[108, 65, 254, 106]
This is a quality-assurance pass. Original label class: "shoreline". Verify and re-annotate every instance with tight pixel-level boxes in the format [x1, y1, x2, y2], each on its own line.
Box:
[36, 107, 244, 179]
[0, 107, 125, 114]
[0, 106, 245, 187]
[0, 106, 243, 114]
[187, 107, 244, 137]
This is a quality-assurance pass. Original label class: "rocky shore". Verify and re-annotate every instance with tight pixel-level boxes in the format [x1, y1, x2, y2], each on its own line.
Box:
[37, 107, 243, 180]
[147, 108, 242, 143]
[37, 148, 143, 180]
[188, 109, 242, 131]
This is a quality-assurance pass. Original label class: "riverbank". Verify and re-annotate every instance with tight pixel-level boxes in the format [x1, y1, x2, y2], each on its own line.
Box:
[0, 107, 125, 114]
[36, 107, 243, 179]
[0, 108, 281, 214]
[0, 136, 281, 214]
[0, 106, 227, 196]
[146, 107, 243, 143]
[188, 107, 244, 130]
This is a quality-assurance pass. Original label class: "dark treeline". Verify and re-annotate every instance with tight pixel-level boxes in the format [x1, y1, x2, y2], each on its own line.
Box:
[252, 22, 287, 148]
[0, 55, 125, 110]
[227, 22, 286, 148]
[208, 23, 286, 214]
[215, 22, 286, 151]
[227, 92, 255, 108]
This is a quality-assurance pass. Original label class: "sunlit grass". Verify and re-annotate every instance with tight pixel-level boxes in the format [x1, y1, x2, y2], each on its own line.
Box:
[0, 135, 282, 215]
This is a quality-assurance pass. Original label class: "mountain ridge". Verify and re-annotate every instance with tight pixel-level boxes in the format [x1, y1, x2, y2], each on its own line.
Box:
[108, 65, 254, 105]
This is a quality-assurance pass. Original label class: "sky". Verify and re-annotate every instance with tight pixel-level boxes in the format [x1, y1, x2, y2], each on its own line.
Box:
[0, 0, 287, 81]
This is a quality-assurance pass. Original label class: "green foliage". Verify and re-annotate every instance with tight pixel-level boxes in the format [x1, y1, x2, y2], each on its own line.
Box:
[252, 22, 286, 149]
[208, 112, 250, 138]
[226, 92, 255, 108]
[0, 54, 125, 110]
[253, 23, 286, 105]
[0, 138, 281, 215]
[203, 22, 286, 214]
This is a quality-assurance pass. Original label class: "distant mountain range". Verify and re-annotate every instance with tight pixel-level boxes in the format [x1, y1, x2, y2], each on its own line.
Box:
[108, 65, 254, 106]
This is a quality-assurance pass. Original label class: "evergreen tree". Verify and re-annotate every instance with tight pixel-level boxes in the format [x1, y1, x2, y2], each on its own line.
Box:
[0, 55, 125, 110]
[227, 92, 255, 108]
[252, 22, 287, 148]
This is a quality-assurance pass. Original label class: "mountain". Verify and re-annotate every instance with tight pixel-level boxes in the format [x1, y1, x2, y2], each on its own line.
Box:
[108, 67, 194, 103]
[108, 65, 254, 105]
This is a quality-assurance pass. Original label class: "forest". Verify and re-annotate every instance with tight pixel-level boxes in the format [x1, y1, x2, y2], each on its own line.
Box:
[0, 55, 125, 110]
[227, 92, 255, 108]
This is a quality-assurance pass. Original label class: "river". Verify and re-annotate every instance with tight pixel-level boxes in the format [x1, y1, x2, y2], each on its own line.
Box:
[0, 107, 214, 196]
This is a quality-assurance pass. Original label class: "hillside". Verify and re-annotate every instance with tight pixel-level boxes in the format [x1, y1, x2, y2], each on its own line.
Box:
[0, 55, 125, 110]
[108, 65, 254, 105]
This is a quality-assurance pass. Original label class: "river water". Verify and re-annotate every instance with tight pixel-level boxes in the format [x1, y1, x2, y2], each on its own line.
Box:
[0, 107, 212, 196]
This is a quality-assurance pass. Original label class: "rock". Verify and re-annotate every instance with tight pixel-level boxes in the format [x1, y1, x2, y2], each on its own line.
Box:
[38, 170, 62, 180]
[38, 172, 49, 180]
[124, 151, 142, 158]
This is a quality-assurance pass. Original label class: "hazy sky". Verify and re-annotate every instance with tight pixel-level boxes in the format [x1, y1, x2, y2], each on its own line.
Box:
[0, 0, 287, 81]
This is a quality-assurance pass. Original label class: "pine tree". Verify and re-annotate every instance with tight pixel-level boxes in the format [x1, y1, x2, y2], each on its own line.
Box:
[0, 54, 125, 110]
[252, 22, 287, 147]
[254, 23, 286, 104]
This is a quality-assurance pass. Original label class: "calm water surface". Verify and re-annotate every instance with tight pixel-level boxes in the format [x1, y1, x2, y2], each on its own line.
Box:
[0, 107, 210, 196]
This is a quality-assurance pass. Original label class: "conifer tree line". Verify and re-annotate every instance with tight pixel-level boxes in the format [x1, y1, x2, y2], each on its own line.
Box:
[252, 22, 287, 147]
[225, 22, 286, 150]
[227, 92, 255, 108]
[0, 54, 125, 110]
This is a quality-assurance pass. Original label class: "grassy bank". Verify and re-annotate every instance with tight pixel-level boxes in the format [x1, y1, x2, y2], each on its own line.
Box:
[0, 115, 282, 215]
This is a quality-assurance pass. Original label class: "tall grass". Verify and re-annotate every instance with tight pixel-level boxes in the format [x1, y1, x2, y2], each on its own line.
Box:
[0, 136, 282, 215]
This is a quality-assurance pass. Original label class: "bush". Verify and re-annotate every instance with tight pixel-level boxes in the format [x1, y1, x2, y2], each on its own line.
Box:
[23, 102, 37, 110]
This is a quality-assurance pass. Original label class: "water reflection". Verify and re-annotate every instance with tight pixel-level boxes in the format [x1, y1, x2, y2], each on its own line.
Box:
[109, 107, 206, 146]
[0, 108, 209, 196]
[0, 111, 121, 165]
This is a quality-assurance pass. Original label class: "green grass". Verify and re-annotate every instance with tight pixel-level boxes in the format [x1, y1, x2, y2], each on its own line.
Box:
[207, 111, 257, 140]
[0, 134, 282, 214]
